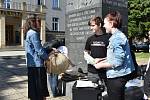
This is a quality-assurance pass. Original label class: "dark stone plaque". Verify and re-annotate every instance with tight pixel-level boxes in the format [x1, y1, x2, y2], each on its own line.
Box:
[65, 0, 128, 72]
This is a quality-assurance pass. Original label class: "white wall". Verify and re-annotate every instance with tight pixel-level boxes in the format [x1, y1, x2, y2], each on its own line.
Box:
[45, 0, 66, 31]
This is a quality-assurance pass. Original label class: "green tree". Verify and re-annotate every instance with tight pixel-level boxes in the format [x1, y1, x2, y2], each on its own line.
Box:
[128, 0, 150, 39]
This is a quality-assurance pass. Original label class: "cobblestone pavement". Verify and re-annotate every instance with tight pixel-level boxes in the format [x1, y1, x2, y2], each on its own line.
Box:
[0, 50, 148, 100]
[0, 51, 71, 100]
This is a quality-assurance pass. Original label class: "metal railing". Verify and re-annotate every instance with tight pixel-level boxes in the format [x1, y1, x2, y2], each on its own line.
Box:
[0, 1, 41, 12]
[26, 4, 41, 12]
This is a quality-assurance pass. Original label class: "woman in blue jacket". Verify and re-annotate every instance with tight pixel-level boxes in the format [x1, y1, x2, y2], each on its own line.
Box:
[24, 15, 49, 100]
[94, 11, 135, 100]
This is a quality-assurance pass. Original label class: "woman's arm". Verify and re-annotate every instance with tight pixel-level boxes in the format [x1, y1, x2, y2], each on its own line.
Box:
[94, 60, 113, 69]
[31, 32, 48, 60]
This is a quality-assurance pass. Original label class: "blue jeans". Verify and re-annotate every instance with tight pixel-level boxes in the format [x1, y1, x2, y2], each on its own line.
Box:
[48, 73, 58, 97]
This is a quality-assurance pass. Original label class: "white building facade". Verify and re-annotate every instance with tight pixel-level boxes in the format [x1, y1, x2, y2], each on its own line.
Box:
[45, 0, 66, 42]
[0, 0, 46, 48]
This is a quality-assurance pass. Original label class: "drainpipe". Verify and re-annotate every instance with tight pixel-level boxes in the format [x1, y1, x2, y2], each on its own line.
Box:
[20, 2, 27, 47]
[40, 5, 46, 44]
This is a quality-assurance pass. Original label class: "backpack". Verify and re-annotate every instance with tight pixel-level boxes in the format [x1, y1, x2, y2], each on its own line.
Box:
[144, 59, 150, 97]
[129, 50, 142, 79]
[45, 51, 70, 74]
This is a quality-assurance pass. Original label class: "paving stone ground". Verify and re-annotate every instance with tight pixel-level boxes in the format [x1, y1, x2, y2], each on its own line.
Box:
[0, 50, 148, 100]
[0, 50, 71, 100]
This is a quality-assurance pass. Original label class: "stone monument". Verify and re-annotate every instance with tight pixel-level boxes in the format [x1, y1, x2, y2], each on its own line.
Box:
[65, 0, 128, 72]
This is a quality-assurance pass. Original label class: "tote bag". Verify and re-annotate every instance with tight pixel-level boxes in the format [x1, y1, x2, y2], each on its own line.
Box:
[45, 51, 70, 74]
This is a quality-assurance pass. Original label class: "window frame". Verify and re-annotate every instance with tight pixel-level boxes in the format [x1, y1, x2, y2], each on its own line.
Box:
[37, 0, 46, 5]
[52, 17, 59, 31]
[4, 0, 11, 8]
[52, 0, 60, 9]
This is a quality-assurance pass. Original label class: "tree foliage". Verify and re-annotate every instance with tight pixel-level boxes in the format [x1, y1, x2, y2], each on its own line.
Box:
[128, 0, 150, 39]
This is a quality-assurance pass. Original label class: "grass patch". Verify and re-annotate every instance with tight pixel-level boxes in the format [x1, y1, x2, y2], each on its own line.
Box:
[135, 52, 149, 64]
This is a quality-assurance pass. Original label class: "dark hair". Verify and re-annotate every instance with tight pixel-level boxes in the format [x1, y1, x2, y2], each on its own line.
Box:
[105, 11, 122, 28]
[23, 14, 41, 39]
[88, 16, 104, 28]
[51, 39, 65, 48]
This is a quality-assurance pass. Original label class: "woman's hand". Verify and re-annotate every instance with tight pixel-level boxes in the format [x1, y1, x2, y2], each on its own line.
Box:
[94, 62, 103, 69]
[95, 58, 106, 64]
[52, 48, 58, 52]
[94, 60, 112, 69]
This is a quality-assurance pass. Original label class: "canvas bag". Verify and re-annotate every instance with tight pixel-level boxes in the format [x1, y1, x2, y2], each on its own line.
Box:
[45, 51, 70, 74]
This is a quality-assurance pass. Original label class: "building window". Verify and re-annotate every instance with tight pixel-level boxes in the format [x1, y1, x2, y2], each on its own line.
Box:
[38, 0, 41, 5]
[52, 0, 59, 9]
[38, 0, 45, 5]
[43, 0, 46, 5]
[4, 0, 11, 8]
[52, 17, 59, 31]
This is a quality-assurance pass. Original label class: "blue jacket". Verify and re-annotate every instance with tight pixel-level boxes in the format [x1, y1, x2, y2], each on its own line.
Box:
[25, 29, 48, 67]
[106, 29, 135, 78]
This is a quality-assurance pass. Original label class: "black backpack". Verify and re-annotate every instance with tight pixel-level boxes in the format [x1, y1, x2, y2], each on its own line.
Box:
[129, 50, 142, 79]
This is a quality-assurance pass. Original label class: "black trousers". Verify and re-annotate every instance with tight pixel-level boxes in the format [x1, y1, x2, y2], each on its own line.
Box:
[28, 67, 49, 100]
[106, 74, 131, 100]
[144, 64, 150, 97]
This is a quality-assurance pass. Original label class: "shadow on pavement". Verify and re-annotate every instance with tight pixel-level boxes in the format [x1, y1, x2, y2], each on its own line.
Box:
[0, 57, 28, 100]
